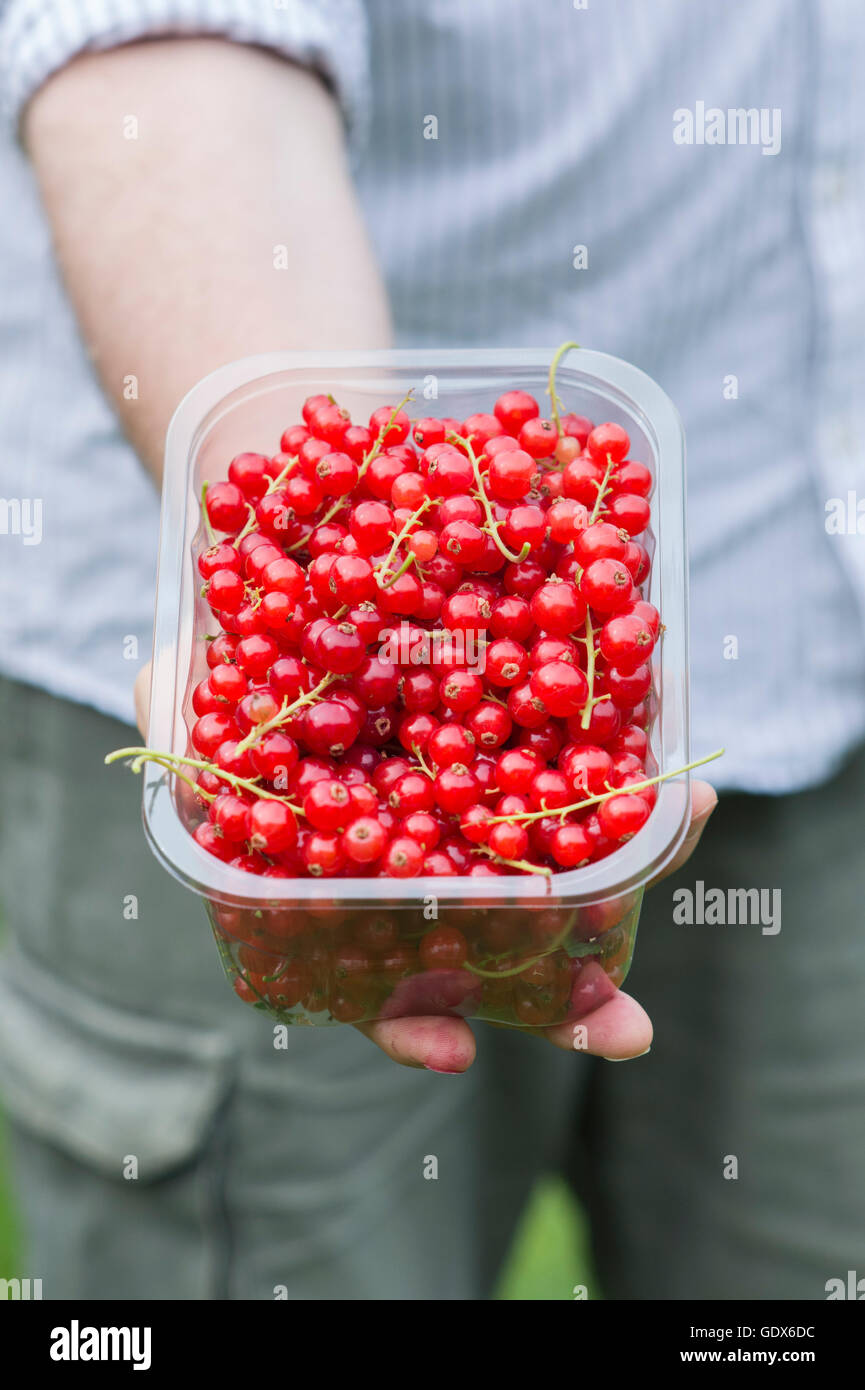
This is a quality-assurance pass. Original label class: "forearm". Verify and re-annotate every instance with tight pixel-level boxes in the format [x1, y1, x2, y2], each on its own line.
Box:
[23, 37, 391, 481]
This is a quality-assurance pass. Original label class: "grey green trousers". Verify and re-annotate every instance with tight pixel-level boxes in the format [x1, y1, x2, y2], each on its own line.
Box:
[1, 676, 864, 1300]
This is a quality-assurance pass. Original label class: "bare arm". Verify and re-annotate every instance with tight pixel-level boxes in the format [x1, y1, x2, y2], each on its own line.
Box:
[23, 36, 392, 481]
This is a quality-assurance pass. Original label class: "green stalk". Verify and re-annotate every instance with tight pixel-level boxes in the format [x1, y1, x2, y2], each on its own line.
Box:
[486, 749, 725, 826]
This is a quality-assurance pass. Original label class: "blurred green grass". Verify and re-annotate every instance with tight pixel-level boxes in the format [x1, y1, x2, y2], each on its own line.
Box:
[0, 1118, 20, 1280]
[496, 1176, 592, 1300]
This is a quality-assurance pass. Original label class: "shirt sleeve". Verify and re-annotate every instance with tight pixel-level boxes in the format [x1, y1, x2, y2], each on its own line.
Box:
[0, 0, 370, 144]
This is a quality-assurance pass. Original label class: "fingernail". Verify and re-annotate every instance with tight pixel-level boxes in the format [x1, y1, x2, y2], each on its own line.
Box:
[424, 1064, 464, 1074]
[602, 1046, 651, 1061]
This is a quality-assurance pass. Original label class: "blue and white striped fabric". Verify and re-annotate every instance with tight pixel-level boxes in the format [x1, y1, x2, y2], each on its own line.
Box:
[1, 0, 864, 793]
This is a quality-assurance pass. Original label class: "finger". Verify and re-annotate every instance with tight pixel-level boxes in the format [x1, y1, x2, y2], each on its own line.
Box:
[649, 778, 717, 887]
[355, 1015, 478, 1073]
[134, 661, 152, 737]
[538, 989, 653, 1059]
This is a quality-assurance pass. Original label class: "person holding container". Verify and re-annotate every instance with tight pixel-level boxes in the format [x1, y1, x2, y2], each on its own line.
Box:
[0, 1, 861, 1303]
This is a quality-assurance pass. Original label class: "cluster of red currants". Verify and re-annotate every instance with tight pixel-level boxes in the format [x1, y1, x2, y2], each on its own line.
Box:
[185, 384, 660, 880]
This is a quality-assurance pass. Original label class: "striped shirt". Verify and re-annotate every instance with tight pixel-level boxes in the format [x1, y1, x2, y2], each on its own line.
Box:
[1, 0, 864, 792]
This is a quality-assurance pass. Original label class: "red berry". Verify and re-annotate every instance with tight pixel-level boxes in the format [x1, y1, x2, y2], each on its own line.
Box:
[586, 423, 630, 465]
[488, 821, 529, 860]
[487, 449, 536, 501]
[438, 520, 485, 566]
[382, 836, 424, 878]
[507, 682, 548, 729]
[606, 492, 651, 537]
[428, 722, 476, 768]
[529, 581, 586, 637]
[496, 748, 543, 795]
[574, 521, 628, 565]
[342, 816, 388, 864]
[599, 614, 656, 672]
[439, 669, 484, 713]
[248, 800, 298, 854]
[312, 401, 351, 447]
[304, 779, 352, 831]
[316, 450, 358, 497]
[419, 926, 468, 970]
[228, 453, 272, 500]
[369, 405, 410, 446]
[529, 661, 588, 717]
[434, 764, 480, 814]
[192, 712, 238, 757]
[562, 745, 613, 794]
[603, 663, 652, 710]
[459, 804, 494, 844]
[208, 663, 247, 705]
[597, 793, 650, 841]
[465, 702, 512, 750]
[206, 481, 248, 533]
[349, 501, 394, 555]
[206, 568, 245, 614]
[303, 700, 359, 756]
[612, 460, 652, 497]
[579, 559, 634, 614]
[198, 543, 241, 579]
[485, 638, 529, 687]
[502, 504, 546, 549]
[562, 456, 604, 506]
[317, 622, 366, 674]
[390, 772, 435, 815]
[400, 812, 441, 852]
[550, 823, 592, 868]
[518, 418, 558, 459]
[548, 499, 589, 545]
[235, 634, 278, 679]
[249, 731, 299, 783]
[413, 418, 446, 449]
[494, 390, 540, 434]
[489, 595, 534, 642]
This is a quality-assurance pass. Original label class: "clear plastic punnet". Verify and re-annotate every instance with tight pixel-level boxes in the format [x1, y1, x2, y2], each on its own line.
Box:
[143, 349, 688, 1027]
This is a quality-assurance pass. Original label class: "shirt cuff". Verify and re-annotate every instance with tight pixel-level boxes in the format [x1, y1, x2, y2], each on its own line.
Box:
[0, 0, 370, 146]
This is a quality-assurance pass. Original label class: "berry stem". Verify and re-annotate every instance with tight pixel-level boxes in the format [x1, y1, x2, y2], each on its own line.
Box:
[234, 670, 340, 754]
[410, 744, 435, 779]
[285, 498, 347, 553]
[138, 751, 217, 801]
[234, 504, 258, 545]
[547, 340, 581, 438]
[487, 748, 725, 826]
[450, 431, 531, 564]
[470, 845, 552, 876]
[267, 454, 300, 493]
[104, 746, 301, 807]
[375, 497, 432, 587]
[589, 456, 615, 523]
[465, 909, 579, 978]
[200, 483, 218, 548]
[357, 389, 415, 479]
[234, 454, 300, 545]
[579, 609, 597, 731]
